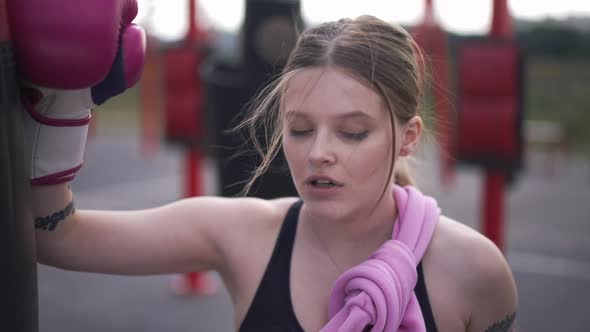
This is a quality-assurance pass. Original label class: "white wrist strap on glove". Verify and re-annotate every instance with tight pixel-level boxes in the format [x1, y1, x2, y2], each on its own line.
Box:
[21, 85, 95, 185]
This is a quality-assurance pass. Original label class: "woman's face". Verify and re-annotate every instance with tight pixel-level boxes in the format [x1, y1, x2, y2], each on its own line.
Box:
[282, 66, 399, 219]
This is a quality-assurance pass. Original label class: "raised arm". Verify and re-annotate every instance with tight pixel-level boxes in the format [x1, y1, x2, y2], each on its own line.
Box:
[32, 183, 256, 275]
[10, 0, 234, 275]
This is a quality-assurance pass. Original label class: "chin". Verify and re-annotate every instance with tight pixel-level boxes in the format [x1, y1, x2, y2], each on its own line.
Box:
[301, 197, 351, 220]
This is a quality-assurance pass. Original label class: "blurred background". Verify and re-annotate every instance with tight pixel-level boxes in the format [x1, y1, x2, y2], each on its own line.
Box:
[6, 0, 590, 331]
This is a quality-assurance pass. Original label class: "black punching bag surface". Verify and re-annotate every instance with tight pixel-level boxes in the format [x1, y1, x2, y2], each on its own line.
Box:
[0, 1, 39, 331]
[243, 0, 302, 88]
[216, 0, 301, 199]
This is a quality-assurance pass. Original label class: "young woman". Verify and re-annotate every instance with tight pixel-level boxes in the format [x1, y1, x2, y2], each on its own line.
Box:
[27, 13, 517, 332]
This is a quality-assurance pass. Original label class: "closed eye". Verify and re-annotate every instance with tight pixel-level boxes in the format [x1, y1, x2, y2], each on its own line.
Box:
[289, 129, 313, 137]
[340, 131, 369, 141]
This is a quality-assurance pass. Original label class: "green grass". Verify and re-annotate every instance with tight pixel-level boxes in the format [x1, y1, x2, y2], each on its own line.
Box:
[94, 85, 142, 133]
[525, 57, 590, 153]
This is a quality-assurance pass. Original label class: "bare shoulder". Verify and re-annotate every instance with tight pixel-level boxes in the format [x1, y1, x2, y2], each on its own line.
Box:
[198, 195, 299, 261]
[175, 195, 297, 227]
[424, 216, 518, 331]
[428, 216, 515, 290]
[223, 196, 299, 227]
[200, 196, 299, 242]
[162, 195, 299, 271]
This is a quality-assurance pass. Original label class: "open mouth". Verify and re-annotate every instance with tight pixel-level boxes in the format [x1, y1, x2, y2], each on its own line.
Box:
[310, 179, 340, 188]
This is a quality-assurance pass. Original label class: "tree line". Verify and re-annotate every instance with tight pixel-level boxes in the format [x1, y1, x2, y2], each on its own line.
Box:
[515, 24, 590, 57]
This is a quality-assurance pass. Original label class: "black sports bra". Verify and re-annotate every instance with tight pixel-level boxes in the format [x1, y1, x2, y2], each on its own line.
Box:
[239, 201, 439, 331]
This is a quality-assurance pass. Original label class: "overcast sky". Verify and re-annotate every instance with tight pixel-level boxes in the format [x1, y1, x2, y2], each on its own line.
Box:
[137, 0, 590, 40]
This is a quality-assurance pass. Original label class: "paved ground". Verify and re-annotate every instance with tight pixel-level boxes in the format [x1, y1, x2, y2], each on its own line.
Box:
[37, 128, 590, 332]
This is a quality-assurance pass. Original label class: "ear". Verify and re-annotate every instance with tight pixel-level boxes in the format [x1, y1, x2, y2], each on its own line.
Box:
[399, 116, 423, 157]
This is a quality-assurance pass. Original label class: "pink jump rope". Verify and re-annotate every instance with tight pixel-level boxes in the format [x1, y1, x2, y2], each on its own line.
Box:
[321, 185, 440, 332]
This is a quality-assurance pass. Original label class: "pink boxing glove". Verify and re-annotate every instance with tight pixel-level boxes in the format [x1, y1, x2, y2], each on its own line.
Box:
[8, 0, 146, 185]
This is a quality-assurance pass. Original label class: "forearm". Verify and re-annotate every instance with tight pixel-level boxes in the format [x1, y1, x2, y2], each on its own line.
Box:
[31, 183, 80, 265]
[31, 184, 148, 274]
[31, 184, 216, 275]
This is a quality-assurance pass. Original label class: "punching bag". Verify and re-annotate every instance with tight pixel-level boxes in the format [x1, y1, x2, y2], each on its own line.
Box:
[0, 1, 39, 331]
[206, 0, 302, 198]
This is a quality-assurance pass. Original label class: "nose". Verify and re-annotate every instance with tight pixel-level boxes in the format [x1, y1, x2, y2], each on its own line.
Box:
[308, 131, 336, 166]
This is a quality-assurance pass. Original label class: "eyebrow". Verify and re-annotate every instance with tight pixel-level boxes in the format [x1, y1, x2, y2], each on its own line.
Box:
[285, 110, 375, 121]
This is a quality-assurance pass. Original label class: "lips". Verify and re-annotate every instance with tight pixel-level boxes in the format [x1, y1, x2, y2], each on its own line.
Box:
[305, 175, 343, 187]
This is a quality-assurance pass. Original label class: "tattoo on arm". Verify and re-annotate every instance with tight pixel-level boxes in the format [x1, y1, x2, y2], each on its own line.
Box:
[34, 200, 75, 231]
[484, 312, 517, 332]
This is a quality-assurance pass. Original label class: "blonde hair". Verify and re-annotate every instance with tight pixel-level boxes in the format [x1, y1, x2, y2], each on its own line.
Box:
[236, 15, 426, 195]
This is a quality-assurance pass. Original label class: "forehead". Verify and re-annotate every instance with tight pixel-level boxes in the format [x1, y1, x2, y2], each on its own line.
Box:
[282, 66, 386, 119]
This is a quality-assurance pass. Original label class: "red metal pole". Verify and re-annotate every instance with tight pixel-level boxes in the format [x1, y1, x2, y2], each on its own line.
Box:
[185, 0, 201, 201]
[187, 0, 199, 44]
[186, 149, 201, 197]
[483, 170, 505, 250]
[483, 0, 513, 251]
[180, 0, 210, 294]
[183, 150, 205, 292]
[490, 0, 513, 39]
[423, 0, 435, 25]
[139, 35, 161, 158]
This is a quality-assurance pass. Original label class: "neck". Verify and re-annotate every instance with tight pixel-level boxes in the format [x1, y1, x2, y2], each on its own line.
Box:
[299, 192, 397, 269]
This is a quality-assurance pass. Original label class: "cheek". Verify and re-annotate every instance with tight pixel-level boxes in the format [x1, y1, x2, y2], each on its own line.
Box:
[282, 136, 304, 172]
[345, 132, 393, 181]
